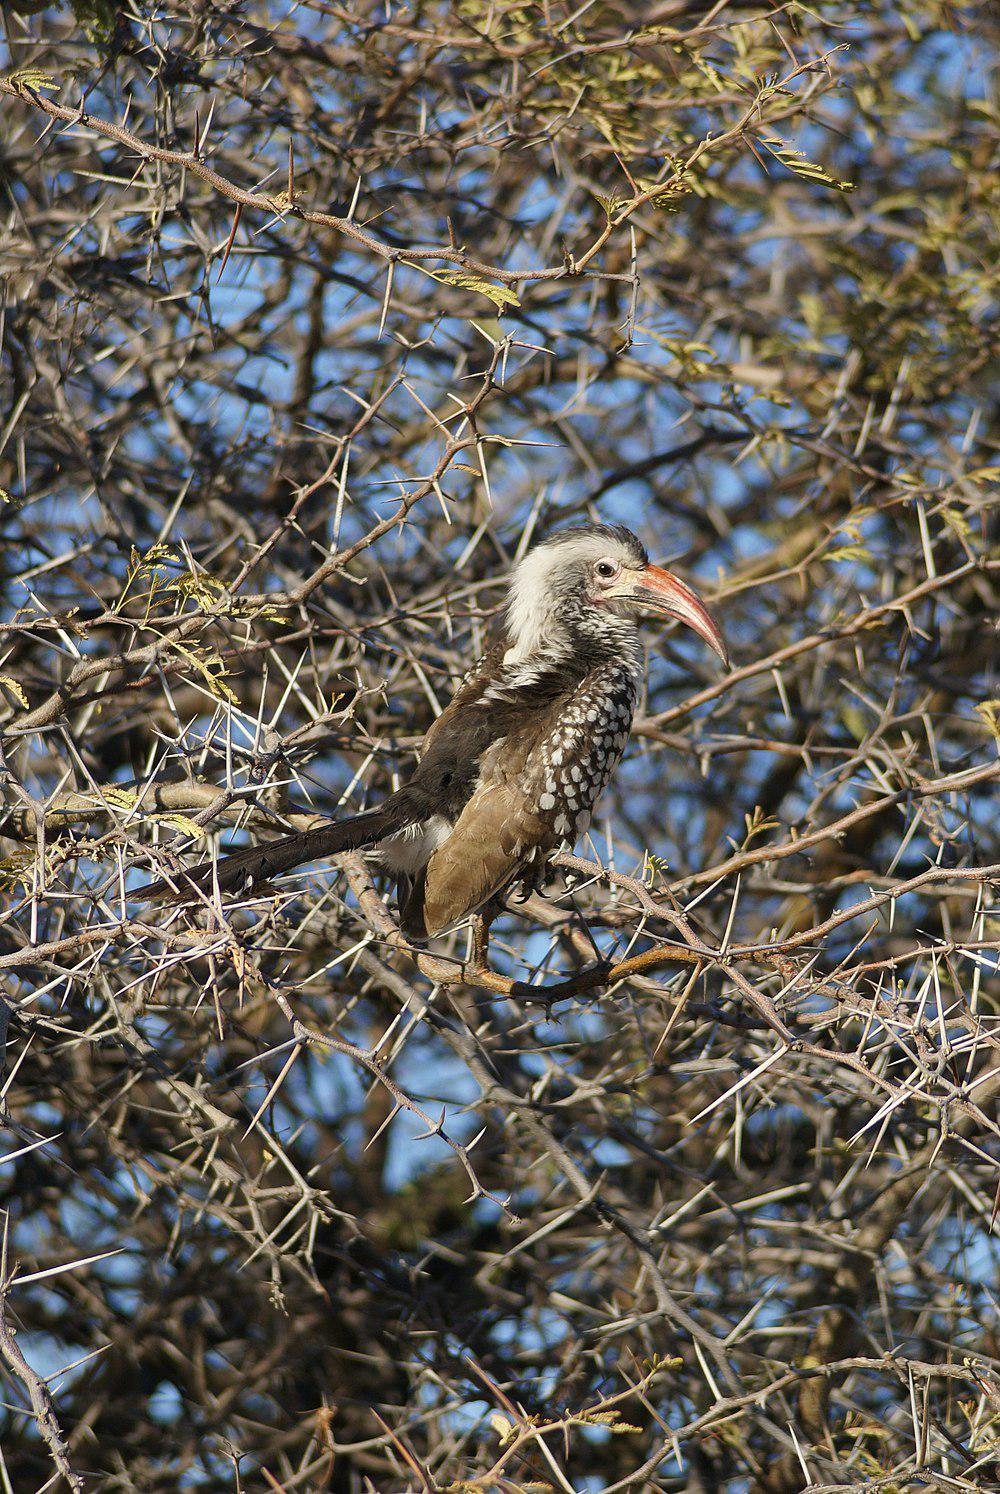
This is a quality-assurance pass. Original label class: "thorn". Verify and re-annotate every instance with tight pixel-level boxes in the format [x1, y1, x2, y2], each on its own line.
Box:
[413, 1107, 447, 1142]
[378, 259, 395, 339]
[613, 150, 639, 194]
[743, 129, 770, 174]
[218, 203, 242, 282]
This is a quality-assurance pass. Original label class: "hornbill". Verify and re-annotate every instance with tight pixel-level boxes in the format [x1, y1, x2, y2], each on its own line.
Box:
[144, 525, 728, 937]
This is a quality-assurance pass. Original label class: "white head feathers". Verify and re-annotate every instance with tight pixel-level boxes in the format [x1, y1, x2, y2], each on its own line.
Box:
[503, 524, 648, 662]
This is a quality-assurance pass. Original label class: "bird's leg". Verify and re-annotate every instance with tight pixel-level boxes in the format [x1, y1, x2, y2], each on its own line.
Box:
[471, 898, 502, 966]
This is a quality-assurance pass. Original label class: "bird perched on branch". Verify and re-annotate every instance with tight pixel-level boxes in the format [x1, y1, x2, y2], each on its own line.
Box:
[145, 525, 727, 937]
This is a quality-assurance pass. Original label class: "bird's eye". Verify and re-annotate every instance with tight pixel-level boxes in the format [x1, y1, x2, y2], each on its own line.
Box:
[594, 558, 619, 581]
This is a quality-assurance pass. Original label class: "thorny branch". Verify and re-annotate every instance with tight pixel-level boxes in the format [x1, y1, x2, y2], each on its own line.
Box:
[0, 1223, 85, 1492]
[1, 2, 998, 1491]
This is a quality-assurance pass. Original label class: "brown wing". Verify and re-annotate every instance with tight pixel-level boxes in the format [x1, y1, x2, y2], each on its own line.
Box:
[417, 643, 505, 756]
[419, 779, 552, 936]
[416, 720, 559, 937]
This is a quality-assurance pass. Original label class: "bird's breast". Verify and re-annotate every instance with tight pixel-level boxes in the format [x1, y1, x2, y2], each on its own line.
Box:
[530, 665, 639, 841]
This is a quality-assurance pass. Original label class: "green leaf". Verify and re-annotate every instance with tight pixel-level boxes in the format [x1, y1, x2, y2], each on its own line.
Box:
[167, 641, 239, 705]
[0, 673, 28, 709]
[759, 133, 855, 192]
[71, 0, 118, 44]
[592, 191, 626, 221]
[438, 272, 520, 311]
[580, 1410, 642, 1433]
[0, 849, 36, 891]
[159, 813, 206, 837]
[975, 701, 1000, 742]
[5, 68, 57, 94]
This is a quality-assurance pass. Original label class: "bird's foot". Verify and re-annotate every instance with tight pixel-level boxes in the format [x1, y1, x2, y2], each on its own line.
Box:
[509, 957, 614, 1011]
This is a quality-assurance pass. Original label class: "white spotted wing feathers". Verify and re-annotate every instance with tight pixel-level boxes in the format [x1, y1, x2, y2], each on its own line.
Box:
[420, 659, 639, 934]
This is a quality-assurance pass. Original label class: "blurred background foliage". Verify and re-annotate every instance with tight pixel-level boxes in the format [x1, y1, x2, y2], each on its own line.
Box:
[1, 1, 998, 1490]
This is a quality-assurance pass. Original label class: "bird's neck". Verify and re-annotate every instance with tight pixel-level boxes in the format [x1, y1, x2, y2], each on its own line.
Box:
[500, 606, 642, 687]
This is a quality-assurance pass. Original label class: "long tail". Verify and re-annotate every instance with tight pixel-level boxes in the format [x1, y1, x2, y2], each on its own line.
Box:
[140, 800, 410, 903]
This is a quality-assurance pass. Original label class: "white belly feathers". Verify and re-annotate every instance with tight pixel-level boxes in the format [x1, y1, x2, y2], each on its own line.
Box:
[376, 815, 453, 875]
